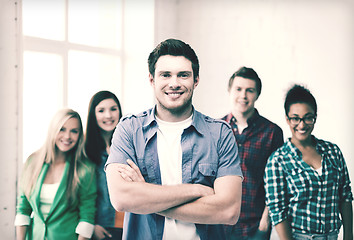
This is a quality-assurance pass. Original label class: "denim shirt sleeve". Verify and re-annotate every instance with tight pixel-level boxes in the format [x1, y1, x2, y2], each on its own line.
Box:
[106, 116, 139, 167]
[190, 111, 243, 182]
[216, 122, 243, 179]
[105, 110, 159, 184]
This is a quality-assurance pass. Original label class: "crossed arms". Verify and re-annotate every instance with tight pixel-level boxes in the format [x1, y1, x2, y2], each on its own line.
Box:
[106, 160, 242, 225]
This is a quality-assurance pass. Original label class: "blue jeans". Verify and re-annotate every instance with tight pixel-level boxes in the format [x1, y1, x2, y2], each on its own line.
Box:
[292, 231, 338, 240]
[226, 229, 270, 240]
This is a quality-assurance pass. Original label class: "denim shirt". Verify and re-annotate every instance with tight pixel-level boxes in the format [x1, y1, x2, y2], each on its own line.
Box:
[106, 107, 243, 240]
[96, 151, 116, 227]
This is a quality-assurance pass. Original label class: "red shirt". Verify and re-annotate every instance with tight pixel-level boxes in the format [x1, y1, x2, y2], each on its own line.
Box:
[222, 110, 283, 238]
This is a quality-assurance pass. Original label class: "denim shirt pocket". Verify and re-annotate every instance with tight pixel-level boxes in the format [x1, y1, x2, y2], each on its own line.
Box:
[136, 158, 149, 182]
[197, 163, 217, 187]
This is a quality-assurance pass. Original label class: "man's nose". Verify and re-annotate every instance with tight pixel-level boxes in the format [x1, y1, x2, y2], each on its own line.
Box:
[240, 90, 247, 98]
[169, 75, 180, 88]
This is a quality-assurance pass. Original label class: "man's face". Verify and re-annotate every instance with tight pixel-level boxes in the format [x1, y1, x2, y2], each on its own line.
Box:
[150, 55, 199, 119]
[229, 77, 259, 115]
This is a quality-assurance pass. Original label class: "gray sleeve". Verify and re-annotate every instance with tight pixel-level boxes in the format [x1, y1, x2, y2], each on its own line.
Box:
[216, 123, 243, 179]
[105, 119, 136, 169]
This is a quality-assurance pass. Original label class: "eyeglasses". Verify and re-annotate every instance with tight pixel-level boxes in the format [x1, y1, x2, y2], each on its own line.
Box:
[287, 116, 316, 125]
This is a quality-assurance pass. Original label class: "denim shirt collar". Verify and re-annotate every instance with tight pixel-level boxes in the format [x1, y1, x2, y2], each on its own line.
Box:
[141, 107, 159, 144]
[142, 105, 205, 136]
[190, 108, 207, 136]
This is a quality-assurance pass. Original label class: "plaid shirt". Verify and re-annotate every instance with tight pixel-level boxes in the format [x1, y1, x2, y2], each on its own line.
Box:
[264, 137, 353, 234]
[222, 110, 284, 237]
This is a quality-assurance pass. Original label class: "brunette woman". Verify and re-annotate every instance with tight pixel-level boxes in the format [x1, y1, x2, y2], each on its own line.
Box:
[85, 91, 123, 240]
[264, 85, 353, 240]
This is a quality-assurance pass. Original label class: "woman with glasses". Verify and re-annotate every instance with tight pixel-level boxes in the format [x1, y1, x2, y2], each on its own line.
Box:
[264, 84, 353, 240]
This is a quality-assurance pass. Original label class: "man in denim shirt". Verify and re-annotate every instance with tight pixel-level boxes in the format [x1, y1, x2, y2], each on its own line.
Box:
[106, 39, 243, 240]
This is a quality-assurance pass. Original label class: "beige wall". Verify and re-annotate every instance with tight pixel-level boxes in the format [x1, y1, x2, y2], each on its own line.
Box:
[155, 0, 354, 181]
[0, 0, 19, 238]
[1, 0, 353, 237]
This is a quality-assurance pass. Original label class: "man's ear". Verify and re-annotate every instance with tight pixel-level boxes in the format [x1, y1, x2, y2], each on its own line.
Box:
[255, 93, 260, 100]
[194, 76, 199, 88]
[149, 73, 154, 85]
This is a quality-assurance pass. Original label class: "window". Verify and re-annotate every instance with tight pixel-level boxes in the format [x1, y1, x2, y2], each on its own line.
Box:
[21, 0, 154, 161]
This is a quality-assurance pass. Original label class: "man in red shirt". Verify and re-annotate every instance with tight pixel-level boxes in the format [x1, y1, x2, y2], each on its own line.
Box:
[222, 66, 284, 240]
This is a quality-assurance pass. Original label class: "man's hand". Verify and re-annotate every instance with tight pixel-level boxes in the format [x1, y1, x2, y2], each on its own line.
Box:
[258, 206, 270, 232]
[106, 162, 219, 216]
[117, 160, 214, 197]
[158, 175, 242, 225]
[116, 160, 214, 207]
[249, 229, 269, 240]
[117, 159, 145, 182]
[93, 225, 112, 240]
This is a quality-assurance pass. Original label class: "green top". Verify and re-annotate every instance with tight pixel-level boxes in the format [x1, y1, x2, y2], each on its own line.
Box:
[16, 160, 97, 240]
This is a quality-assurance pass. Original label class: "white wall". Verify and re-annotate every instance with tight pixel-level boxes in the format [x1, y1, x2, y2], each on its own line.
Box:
[121, 0, 155, 115]
[155, 0, 354, 181]
[1, 0, 353, 237]
[0, 0, 19, 238]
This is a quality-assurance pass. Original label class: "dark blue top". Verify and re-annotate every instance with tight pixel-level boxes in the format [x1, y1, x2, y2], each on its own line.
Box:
[96, 151, 116, 227]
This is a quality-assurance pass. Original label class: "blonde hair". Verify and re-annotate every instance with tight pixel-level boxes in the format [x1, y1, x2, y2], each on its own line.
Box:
[20, 108, 89, 204]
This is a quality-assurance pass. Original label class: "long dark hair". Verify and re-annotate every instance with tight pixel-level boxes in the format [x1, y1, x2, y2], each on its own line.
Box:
[85, 91, 122, 165]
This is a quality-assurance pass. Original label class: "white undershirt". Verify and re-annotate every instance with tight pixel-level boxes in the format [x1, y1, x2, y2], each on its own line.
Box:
[315, 166, 323, 175]
[156, 115, 200, 240]
[15, 180, 94, 238]
[312, 158, 323, 176]
[40, 182, 60, 220]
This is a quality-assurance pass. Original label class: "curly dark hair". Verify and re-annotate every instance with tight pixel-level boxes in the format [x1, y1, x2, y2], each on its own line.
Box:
[284, 84, 317, 116]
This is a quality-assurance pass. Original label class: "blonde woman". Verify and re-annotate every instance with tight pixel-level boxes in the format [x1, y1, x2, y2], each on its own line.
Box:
[15, 108, 97, 240]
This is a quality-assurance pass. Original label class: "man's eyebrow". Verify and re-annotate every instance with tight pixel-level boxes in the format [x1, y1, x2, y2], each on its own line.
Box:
[157, 70, 171, 74]
[178, 71, 192, 74]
